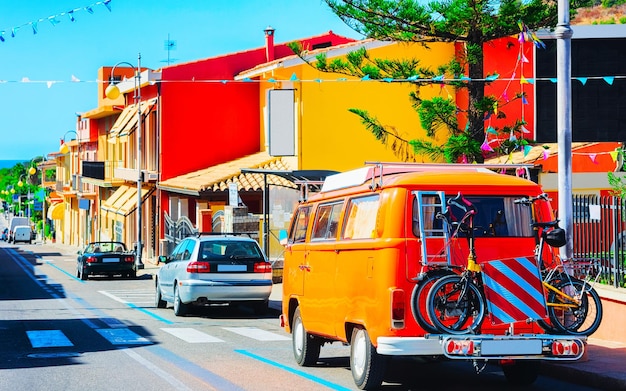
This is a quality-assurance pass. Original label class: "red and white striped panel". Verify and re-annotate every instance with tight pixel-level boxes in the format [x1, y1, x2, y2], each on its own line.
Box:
[481, 256, 548, 326]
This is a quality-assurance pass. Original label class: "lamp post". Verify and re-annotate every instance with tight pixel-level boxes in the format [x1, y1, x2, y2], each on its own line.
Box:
[105, 53, 144, 269]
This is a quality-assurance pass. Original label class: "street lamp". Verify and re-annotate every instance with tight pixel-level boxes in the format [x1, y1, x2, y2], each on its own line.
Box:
[105, 53, 144, 269]
[60, 130, 78, 155]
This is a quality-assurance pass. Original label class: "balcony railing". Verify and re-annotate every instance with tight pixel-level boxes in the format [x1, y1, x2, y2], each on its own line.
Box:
[82, 161, 105, 180]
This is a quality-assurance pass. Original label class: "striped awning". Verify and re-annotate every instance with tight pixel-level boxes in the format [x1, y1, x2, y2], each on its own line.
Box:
[101, 185, 150, 216]
[157, 151, 296, 196]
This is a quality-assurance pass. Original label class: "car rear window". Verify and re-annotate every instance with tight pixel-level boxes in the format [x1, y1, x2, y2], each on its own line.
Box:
[199, 240, 264, 261]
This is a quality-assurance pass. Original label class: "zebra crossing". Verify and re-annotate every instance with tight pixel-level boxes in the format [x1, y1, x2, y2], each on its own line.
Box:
[25, 287, 289, 349]
[25, 324, 290, 349]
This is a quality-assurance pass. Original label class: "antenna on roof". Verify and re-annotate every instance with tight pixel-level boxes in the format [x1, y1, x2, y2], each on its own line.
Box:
[162, 33, 178, 65]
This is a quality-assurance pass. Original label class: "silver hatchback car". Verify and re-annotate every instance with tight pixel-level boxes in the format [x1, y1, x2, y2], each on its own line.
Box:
[155, 234, 273, 316]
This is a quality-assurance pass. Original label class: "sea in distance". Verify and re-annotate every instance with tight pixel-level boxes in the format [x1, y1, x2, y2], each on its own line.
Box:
[0, 160, 28, 170]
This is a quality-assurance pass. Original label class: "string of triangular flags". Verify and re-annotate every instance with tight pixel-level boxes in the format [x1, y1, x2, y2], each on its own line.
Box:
[0, 0, 111, 42]
[0, 74, 623, 85]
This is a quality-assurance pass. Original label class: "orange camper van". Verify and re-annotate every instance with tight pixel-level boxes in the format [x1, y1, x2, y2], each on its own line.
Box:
[280, 163, 586, 390]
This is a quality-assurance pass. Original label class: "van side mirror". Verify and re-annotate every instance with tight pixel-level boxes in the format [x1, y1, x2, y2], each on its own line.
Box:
[279, 229, 288, 246]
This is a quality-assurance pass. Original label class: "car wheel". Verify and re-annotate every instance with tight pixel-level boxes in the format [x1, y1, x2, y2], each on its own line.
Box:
[292, 307, 321, 366]
[129, 270, 137, 279]
[155, 280, 167, 309]
[173, 285, 188, 316]
[79, 266, 88, 281]
[350, 327, 387, 390]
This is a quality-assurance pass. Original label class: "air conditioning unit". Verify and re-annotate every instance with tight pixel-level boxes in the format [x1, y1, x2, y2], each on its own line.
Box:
[145, 172, 159, 181]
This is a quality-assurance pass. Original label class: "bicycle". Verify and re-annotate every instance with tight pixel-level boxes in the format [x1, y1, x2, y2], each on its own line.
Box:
[424, 193, 486, 335]
[514, 194, 603, 336]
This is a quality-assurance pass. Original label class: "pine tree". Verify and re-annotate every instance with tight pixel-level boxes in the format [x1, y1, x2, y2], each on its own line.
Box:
[291, 0, 592, 163]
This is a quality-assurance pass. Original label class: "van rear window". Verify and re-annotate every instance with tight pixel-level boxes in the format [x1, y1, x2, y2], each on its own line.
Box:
[413, 195, 534, 238]
[342, 194, 380, 239]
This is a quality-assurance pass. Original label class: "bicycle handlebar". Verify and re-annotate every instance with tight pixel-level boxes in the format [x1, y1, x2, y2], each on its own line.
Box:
[447, 192, 477, 215]
[513, 193, 550, 205]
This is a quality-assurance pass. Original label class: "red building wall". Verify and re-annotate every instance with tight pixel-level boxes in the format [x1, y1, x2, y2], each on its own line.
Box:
[159, 32, 355, 181]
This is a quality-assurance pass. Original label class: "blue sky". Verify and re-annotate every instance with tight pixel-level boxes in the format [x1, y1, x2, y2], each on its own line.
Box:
[0, 0, 362, 160]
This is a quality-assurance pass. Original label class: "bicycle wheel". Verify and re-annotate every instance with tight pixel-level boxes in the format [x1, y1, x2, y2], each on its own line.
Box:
[410, 270, 455, 334]
[547, 278, 603, 336]
[537, 272, 569, 334]
[426, 274, 485, 334]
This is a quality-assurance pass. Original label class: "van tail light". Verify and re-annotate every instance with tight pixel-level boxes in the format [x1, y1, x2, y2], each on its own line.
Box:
[446, 340, 474, 356]
[391, 289, 405, 329]
[86, 256, 98, 263]
[254, 262, 272, 273]
[187, 261, 211, 273]
[123, 256, 134, 263]
[551, 340, 581, 357]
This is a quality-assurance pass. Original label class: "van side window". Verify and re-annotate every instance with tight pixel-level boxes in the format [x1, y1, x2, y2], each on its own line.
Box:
[342, 194, 380, 239]
[312, 202, 343, 240]
[290, 206, 311, 243]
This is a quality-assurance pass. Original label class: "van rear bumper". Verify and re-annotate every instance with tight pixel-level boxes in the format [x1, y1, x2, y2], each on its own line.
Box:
[377, 334, 586, 361]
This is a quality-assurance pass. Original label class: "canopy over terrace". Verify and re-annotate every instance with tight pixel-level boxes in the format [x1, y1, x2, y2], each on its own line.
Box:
[158, 151, 339, 254]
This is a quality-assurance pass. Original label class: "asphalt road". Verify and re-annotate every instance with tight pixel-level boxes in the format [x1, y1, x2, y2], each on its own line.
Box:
[0, 239, 604, 391]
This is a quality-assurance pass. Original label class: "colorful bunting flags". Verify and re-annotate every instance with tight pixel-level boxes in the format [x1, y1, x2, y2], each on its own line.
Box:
[0, 1, 111, 42]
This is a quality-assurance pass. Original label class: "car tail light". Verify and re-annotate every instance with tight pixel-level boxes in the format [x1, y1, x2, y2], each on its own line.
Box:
[391, 289, 405, 329]
[86, 256, 98, 263]
[254, 262, 272, 273]
[123, 256, 134, 263]
[445, 340, 474, 356]
[187, 261, 211, 273]
[551, 340, 581, 356]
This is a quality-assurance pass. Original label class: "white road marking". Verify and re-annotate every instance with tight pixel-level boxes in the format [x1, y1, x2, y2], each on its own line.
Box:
[99, 289, 154, 305]
[26, 330, 74, 348]
[122, 348, 193, 391]
[161, 328, 224, 343]
[96, 328, 151, 345]
[222, 327, 290, 341]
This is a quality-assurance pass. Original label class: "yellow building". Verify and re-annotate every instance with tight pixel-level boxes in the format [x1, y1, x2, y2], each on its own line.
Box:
[237, 39, 455, 172]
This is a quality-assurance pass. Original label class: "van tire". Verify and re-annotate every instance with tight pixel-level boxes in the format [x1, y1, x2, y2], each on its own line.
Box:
[292, 307, 321, 366]
[350, 327, 386, 390]
[502, 360, 540, 386]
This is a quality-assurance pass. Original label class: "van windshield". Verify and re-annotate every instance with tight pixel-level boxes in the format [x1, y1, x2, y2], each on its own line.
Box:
[413, 194, 534, 238]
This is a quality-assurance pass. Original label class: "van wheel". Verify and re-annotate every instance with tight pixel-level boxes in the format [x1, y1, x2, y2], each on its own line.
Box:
[502, 360, 540, 386]
[292, 307, 321, 366]
[350, 327, 387, 390]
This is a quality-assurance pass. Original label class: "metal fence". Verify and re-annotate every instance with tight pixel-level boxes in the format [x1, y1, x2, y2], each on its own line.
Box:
[572, 194, 626, 288]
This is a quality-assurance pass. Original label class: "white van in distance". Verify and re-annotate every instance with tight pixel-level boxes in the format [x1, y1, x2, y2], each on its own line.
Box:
[12, 226, 32, 244]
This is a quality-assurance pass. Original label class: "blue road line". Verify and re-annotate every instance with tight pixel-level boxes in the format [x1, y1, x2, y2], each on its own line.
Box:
[235, 349, 352, 391]
[127, 302, 174, 325]
[45, 260, 85, 283]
